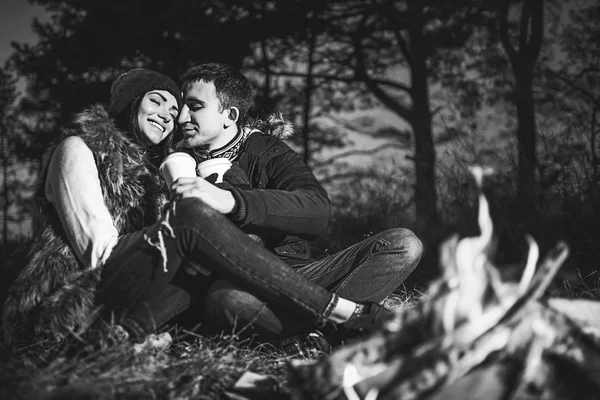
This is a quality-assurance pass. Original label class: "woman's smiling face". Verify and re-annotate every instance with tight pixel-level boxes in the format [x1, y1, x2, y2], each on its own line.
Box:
[137, 90, 180, 146]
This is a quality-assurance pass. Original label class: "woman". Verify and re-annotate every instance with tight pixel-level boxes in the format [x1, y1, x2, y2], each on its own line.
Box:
[2, 68, 392, 356]
[1, 68, 182, 352]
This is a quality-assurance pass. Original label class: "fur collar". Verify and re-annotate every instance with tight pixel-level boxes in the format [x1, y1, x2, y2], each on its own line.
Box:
[245, 112, 296, 140]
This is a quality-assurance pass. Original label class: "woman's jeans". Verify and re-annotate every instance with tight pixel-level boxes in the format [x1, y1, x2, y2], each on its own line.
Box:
[95, 198, 337, 339]
[95, 198, 422, 341]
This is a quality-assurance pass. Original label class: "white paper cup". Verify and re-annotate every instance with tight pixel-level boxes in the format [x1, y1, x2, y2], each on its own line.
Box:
[159, 152, 197, 187]
[197, 158, 232, 183]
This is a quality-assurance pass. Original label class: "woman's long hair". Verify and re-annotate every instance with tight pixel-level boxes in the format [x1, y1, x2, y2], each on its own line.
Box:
[114, 95, 176, 169]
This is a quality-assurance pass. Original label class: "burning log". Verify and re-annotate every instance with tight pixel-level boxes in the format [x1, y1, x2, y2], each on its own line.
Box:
[288, 166, 600, 400]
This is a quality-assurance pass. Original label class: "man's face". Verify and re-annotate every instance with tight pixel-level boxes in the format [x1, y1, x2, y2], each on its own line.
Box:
[178, 80, 228, 149]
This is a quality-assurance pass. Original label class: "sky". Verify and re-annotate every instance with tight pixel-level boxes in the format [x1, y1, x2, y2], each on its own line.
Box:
[0, 0, 48, 65]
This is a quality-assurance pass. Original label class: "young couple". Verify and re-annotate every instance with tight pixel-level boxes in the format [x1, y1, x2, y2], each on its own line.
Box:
[1, 64, 423, 356]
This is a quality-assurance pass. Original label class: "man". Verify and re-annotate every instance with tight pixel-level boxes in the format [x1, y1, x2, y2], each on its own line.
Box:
[173, 63, 423, 352]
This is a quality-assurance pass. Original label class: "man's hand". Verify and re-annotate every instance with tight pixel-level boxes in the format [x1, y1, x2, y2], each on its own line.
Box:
[171, 177, 236, 214]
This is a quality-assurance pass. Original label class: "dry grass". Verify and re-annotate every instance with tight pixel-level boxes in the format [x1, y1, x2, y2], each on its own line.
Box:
[1, 276, 597, 400]
[0, 292, 420, 400]
[549, 270, 600, 300]
[0, 290, 422, 400]
[0, 330, 293, 400]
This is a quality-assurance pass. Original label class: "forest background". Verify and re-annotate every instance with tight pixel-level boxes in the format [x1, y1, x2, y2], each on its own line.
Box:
[0, 0, 598, 292]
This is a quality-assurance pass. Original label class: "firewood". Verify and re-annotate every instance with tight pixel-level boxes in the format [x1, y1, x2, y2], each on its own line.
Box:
[288, 166, 600, 400]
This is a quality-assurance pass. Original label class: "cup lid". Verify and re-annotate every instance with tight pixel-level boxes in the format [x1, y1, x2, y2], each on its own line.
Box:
[164, 151, 195, 160]
[160, 152, 196, 169]
[198, 158, 232, 166]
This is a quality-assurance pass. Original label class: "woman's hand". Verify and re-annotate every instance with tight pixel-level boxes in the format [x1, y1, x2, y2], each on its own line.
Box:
[171, 177, 236, 214]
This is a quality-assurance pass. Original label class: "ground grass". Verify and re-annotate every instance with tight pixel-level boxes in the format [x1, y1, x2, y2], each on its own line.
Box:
[548, 270, 600, 300]
[0, 289, 423, 400]
[0, 330, 293, 399]
[0, 275, 597, 400]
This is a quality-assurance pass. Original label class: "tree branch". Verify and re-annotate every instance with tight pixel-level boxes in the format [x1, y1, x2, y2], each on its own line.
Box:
[379, 2, 414, 71]
[519, 0, 532, 53]
[527, 0, 544, 64]
[573, 67, 600, 82]
[497, 0, 518, 67]
[245, 67, 412, 94]
[546, 68, 600, 108]
[395, 29, 414, 72]
[312, 142, 407, 169]
[352, 26, 413, 123]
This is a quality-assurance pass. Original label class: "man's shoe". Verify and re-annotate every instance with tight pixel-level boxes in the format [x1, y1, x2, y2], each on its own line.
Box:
[110, 324, 172, 353]
[341, 302, 395, 334]
[274, 331, 332, 360]
[133, 332, 173, 354]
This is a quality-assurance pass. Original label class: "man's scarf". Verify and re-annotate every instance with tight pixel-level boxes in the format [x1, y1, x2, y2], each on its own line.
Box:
[191, 127, 250, 163]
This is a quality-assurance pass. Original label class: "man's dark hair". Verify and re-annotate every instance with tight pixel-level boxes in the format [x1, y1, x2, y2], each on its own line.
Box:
[180, 63, 253, 125]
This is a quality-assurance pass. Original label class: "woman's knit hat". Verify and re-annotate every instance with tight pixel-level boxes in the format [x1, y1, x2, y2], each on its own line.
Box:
[108, 68, 183, 117]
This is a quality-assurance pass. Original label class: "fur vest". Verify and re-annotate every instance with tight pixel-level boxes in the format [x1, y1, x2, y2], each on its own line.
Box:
[1, 104, 166, 349]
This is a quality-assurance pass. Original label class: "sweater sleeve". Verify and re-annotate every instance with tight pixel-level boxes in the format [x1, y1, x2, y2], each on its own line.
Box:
[45, 136, 119, 269]
[231, 145, 331, 238]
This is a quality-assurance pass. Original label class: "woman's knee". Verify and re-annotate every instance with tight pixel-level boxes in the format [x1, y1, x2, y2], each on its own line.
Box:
[204, 280, 285, 337]
[172, 197, 219, 223]
[204, 280, 267, 323]
[168, 197, 224, 254]
[375, 228, 423, 263]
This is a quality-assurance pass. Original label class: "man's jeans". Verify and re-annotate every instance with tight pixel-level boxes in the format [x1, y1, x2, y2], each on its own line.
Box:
[94, 198, 338, 340]
[203, 228, 423, 339]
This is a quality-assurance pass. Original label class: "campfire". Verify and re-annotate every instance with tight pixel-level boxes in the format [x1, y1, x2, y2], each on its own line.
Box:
[288, 166, 600, 400]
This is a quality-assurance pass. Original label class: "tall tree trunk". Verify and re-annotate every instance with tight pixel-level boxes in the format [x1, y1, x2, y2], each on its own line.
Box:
[1, 123, 7, 246]
[303, 28, 316, 165]
[515, 67, 536, 203]
[260, 39, 273, 113]
[498, 0, 544, 209]
[408, 1, 438, 235]
[591, 104, 598, 181]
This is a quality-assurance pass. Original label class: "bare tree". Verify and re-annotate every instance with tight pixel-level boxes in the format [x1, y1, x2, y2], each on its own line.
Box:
[0, 66, 17, 247]
[251, 1, 494, 240]
[498, 0, 544, 208]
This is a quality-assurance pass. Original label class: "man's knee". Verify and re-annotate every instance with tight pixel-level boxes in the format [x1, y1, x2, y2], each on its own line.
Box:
[206, 280, 260, 313]
[376, 228, 423, 263]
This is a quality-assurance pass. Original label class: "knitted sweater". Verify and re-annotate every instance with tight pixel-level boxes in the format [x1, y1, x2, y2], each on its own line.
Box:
[45, 136, 119, 270]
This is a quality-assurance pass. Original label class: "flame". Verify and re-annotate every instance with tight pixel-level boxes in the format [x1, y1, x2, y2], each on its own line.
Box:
[440, 165, 546, 345]
[443, 166, 495, 331]
[518, 234, 539, 294]
[342, 365, 363, 400]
